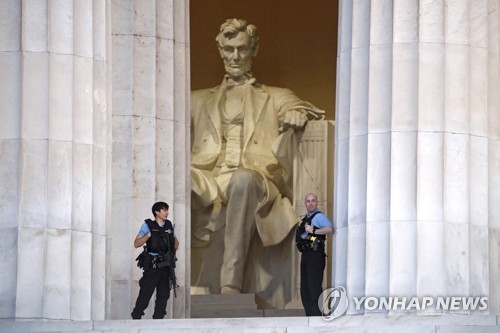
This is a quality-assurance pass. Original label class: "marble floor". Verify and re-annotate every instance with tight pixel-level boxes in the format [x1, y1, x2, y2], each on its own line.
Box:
[0, 314, 498, 333]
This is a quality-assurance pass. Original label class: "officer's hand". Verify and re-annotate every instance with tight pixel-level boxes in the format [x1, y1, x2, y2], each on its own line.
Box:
[146, 232, 151, 238]
[166, 229, 172, 234]
[305, 225, 314, 233]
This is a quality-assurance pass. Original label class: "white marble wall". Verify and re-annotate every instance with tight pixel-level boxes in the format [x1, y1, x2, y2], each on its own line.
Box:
[335, 0, 500, 315]
[109, 0, 190, 319]
[0, 0, 190, 321]
[0, 0, 110, 320]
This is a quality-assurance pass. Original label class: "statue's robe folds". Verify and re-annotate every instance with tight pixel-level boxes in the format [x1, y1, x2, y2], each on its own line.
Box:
[190, 79, 323, 305]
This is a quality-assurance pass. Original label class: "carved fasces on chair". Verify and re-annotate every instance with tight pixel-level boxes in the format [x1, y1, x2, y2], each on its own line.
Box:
[191, 120, 334, 309]
[290, 120, 334, 306]
[293, 120, 334, 216]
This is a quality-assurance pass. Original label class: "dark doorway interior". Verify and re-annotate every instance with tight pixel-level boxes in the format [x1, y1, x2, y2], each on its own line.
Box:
[190, 0, 338, 120]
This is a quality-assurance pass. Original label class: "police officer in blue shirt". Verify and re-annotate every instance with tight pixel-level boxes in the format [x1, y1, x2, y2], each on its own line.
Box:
[131, 201, 179, 319]
[299, 193, 334, 316]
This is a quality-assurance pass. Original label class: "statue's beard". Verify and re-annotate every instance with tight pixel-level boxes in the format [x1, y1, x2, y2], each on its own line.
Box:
[224, 62, 252, 79]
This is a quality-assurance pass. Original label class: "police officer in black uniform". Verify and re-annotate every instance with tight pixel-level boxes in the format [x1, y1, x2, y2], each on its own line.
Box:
[296, 193, 334, 316]
[131, 201, 179, 319]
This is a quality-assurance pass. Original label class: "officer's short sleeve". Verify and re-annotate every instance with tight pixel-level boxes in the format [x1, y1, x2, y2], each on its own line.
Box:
[313, 213, 333, 229]
[137, 223, 150, 237]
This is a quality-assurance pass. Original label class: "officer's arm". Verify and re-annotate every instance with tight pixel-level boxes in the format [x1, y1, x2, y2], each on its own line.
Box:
[134, 232, 151, 248]
[313, 226, 334, 235]
[174, 237, 179, 251]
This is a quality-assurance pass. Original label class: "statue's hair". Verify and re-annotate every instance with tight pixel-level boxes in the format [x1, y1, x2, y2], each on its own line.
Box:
[215, 18, 260, 51]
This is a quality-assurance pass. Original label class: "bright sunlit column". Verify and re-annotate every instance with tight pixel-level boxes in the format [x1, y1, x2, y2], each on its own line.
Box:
[0, 0, 110, 320]
[335, 0, 500, 314]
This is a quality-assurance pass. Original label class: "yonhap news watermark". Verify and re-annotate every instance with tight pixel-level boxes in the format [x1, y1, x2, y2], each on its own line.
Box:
[352, 295, 488, 312]
[319, 287, 488, 321]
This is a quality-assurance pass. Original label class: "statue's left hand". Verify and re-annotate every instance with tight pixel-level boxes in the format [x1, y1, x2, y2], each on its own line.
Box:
[280, 110, 309, 132]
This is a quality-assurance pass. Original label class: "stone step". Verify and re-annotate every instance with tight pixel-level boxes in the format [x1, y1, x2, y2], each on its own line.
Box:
[190, 293, 261, 318]
[191, 308, 264, 318]
[0, 315, 498, 333]
[263, 308, 305, 317]
[191, 302, 258, 310]
[191, 293, 257, 305]
[190, 294, 306, 318]
[191, 308, 305, 318]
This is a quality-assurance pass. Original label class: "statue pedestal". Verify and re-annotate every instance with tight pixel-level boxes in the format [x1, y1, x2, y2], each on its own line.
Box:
[190, 293, 306, 318]
[191, 294, 261, 318]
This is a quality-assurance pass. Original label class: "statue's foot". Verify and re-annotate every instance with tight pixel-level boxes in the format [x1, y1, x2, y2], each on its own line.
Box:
[220, 285, 241, 295]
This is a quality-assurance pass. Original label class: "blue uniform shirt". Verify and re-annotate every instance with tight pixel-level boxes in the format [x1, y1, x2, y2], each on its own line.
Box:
[138, 222, 154, 237]
[138, 220, 174, 236]
[307, 209, 333, 229]
[137, 220, 174, 256]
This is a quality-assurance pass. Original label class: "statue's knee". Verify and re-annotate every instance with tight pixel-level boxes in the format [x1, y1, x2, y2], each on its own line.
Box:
[228, 168, 259, 191]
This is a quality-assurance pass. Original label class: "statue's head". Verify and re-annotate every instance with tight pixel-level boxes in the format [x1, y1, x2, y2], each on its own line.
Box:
[215, 18, 260, 80]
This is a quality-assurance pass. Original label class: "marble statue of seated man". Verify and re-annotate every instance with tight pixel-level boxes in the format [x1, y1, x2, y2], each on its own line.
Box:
[190, 18, 324, 295]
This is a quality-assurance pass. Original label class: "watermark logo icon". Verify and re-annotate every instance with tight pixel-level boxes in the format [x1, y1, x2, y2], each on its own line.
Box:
[319, 286, 348, 320]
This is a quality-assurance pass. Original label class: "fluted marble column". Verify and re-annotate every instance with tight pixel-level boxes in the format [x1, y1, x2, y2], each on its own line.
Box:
[109, 0, 190, 319]
[335, 0, 500, 314]
[0, 0, 110, 320]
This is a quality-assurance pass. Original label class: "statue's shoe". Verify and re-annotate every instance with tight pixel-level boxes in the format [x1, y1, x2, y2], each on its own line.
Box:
[220, 285, 241, 295]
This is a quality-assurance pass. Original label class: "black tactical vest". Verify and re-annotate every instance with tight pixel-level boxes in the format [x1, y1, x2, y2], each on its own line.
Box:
[144, 219, 174, 253]
[295, 211, 326, 252]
